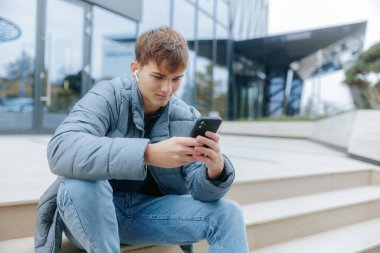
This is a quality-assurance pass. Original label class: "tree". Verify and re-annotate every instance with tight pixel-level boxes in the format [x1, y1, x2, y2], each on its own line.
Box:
[195, 63, 228, 117]
[1, 51, 34, 98]
[344, 42, 380, 109]
[5, 50, 34, 80]
[195, 64, 214, 115]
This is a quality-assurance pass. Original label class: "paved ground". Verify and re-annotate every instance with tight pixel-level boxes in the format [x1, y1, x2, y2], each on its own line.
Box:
[0, 134, 378, 204]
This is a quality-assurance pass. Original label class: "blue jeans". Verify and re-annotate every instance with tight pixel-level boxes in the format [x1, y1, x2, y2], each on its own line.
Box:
[57, 178, 249, 253]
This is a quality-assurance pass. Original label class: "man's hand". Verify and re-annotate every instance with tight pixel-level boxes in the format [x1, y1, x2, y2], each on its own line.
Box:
[193, 131, 224, 179]
[145, 137, 199, 168]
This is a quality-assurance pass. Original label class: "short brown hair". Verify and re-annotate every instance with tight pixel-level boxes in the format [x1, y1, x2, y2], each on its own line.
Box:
[135, 27, 189, 73]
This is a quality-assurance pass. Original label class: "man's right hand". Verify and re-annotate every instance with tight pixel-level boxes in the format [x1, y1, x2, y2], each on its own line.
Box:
[144, 137, 200, 168]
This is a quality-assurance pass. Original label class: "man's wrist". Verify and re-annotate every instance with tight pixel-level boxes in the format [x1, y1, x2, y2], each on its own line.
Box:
[206, 166, 226, 180]
[144, 143, 154, 166]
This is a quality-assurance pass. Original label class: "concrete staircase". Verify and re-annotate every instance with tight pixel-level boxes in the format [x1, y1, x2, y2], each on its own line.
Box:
[2, 169, 380, 252]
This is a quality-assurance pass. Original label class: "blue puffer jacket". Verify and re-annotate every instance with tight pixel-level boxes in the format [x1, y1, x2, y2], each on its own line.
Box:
[34, 77, 235, 252]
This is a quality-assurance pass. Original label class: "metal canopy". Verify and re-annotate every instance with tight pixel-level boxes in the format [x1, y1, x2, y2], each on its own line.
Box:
[235, 21, 366, 68]
[189, 21, 366, 70]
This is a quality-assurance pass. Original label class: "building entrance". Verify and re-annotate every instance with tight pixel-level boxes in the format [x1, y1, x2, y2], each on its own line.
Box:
[39, 0, 87, 131]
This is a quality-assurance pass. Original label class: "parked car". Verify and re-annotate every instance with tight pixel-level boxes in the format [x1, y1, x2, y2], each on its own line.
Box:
[0, 97, 34, 112]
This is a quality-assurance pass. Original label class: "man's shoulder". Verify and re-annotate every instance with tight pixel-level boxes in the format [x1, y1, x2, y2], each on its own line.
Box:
[169, 96, 200, 122]
[91, 76, 132, 90]
[89, 77, 133, 100]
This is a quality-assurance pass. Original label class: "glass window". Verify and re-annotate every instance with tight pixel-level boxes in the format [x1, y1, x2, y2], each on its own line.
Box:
[213, 64, 228, 118]
[213, 24, 228, 118]
[217, 0, 229, 27]
[216, 24, 228, 39]
[0, 0, 36, 131]
[42, 0, 84, 130]
[173, 0, 195, 40]
[197, 10, 213, 39]
[195, 11, 214, 115]
[139, 0, 170, 32]
[92, 6, 137, 83]
[173, 0, 196, 104]
[198, 0, 214, 16]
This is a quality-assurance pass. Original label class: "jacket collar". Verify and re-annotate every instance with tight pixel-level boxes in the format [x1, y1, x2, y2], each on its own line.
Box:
[131, 80, 170, 141]
[131, 80, 145, 131]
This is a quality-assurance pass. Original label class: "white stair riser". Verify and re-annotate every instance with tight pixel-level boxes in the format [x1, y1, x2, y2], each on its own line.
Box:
[227, 171, 371, 205]
[121, 241, 208, 253]
[247, 200, 380, 249]
[361, 245, 380, 253]
[121, 245, 181, 253]
[371, 170, 380, 185]
[0, 204, 36, 241]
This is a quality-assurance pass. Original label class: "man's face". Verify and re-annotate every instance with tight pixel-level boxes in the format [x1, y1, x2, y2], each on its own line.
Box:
[134, 61, 184, 115]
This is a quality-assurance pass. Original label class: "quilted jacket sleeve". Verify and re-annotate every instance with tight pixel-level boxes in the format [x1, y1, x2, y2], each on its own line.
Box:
[183, 155, 235, 202]
[47, 79, 149, 181]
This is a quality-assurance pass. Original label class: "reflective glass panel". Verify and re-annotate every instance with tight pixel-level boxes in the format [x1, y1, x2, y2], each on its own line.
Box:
[213, 24, 229, 118]
[43, 0, 84, 129]
[173, 0, 196, 105]
[195, 11, 214, 115]
[139, 0, 170, 32]
[0, 0, 36, 131]
[217, 0, 228, 26]
[92, 6, 137, 83]
[199, 0, 214, 16]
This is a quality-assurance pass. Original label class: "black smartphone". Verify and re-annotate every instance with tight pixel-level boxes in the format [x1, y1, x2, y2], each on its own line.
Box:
[190, 116, 222, 138]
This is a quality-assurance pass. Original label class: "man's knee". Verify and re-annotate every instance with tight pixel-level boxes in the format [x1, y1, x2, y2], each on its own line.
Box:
[213, 199, 245, 225]
[57, 178, 113, 208]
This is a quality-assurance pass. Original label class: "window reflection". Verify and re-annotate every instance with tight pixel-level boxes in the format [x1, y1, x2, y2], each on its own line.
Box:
[173, 0, 195, 40]
[199, 0, 214, 16]
[173, 0, 196, 105]
[196, 11, 213, 115]
[139, 0, 170, 32]
[213, 24, 229, 118]
[217, 0, 229, 27]
[92, 7, 137, 83]
[0, 0, 36, 131]
[216, 24, 228, 39]
[44, 0, 83, 120]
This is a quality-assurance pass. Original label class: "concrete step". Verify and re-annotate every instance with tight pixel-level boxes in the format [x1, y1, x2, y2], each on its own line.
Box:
[245, 186, 380, 249]
[2, 186, 380, 252]
[251, 217, 380, 253]
[0, 202, 37, 241]
[0, 169, 375, 241]
[226, 169, 373, 205]
[0, 235, 205, 253]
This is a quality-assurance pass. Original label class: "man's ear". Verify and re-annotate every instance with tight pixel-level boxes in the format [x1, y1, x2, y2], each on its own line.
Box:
[130, 60, 139, 76]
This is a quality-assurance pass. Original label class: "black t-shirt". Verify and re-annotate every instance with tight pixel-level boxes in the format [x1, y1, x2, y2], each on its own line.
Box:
[109, 111, 163, 196]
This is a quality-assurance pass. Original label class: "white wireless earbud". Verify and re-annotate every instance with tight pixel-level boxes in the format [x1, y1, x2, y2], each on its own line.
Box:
[134, 70, 139, 82]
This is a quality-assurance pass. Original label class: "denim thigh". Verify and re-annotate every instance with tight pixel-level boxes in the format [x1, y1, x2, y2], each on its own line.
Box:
[113, 192, 239, 247]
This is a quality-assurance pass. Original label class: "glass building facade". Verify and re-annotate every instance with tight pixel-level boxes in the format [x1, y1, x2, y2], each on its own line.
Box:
[0, 0, 269, 133]
[0, 0, 366, 133]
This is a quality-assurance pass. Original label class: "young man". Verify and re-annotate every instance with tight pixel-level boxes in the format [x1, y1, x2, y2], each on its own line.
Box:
[35, 27, 249, 253]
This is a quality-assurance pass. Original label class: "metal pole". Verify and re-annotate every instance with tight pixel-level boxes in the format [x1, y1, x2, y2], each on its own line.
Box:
[211, 0, 217, 113]
[82, 4, 93, 96]
[33, 0, 47, 133]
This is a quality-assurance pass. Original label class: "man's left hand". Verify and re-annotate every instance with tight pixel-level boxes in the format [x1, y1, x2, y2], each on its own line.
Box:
[193, 131, 224, 179]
